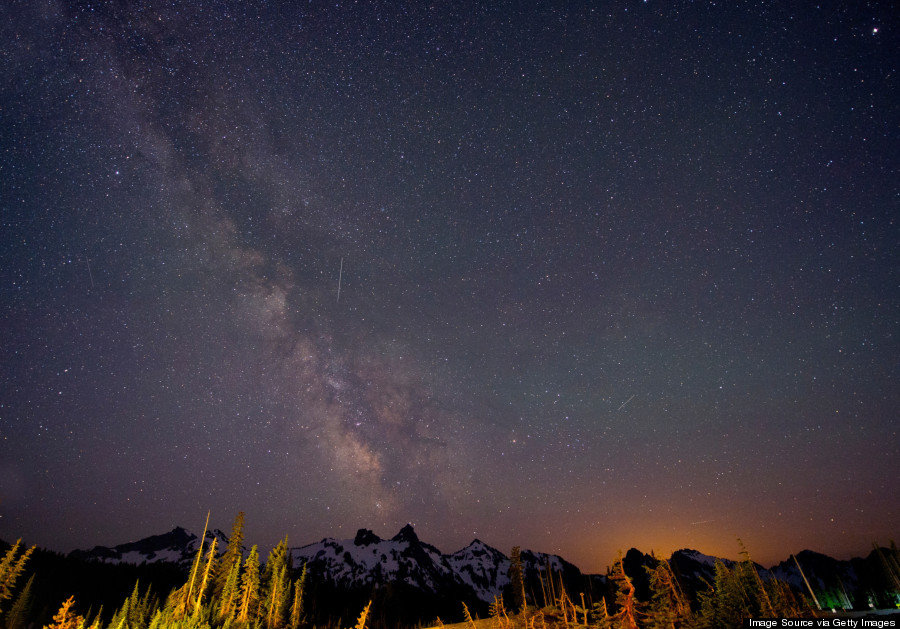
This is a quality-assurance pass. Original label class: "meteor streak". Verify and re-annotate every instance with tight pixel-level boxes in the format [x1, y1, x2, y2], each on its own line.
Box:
[337, 257, 343, 303]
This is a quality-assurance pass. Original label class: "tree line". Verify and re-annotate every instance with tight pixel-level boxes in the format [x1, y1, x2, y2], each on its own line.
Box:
[2, 515, 898, 629]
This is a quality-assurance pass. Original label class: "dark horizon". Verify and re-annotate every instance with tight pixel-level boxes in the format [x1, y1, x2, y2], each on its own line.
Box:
[1, 1, 897, 576]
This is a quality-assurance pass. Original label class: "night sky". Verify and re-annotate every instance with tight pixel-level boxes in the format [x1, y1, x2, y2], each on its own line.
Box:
[1, 1, 897, 573]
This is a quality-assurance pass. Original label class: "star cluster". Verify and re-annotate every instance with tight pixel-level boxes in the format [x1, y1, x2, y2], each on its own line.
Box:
[0, 1, 897, 572]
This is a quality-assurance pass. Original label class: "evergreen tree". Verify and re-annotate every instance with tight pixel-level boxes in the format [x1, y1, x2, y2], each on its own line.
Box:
[508, 547, 527, 613]
[609, 556, 638, 629]
[590, 597, 611, 629]
[164, 581, 190, 621]
[264, 565, 287, 629]
[4, 573, 35, 629]
[697, 560, 751, 629]
[0, 540, 35, 617]
[489, 595, 510, 629]
[461, 603, 477, 629]
[147, 609, 164, 629]
[217, 554, 242, 622]
[139, 585, 159, 628]
[643, 561, 691, 629]
[288, 565, 306, 629]
[737, 540, 775, 618]
[261, 538, 290, 629]
[236, 545, 260, 625]
[193, 538, 219, 618]
[767, 579, 806, 619]
[694, 579, 716, 629]
[183, 512, 212, 618]
[84, 605, 103, 629]
[44, 597, 83, 629]
[169, 515, 212, 621]
[108, 594, 130, 629]
[214, 513, 246, 599]
[112, 581, 153, 629]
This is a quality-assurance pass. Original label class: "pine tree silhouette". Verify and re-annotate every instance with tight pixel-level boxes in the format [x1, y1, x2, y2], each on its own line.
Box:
[508, 546, 527, 613]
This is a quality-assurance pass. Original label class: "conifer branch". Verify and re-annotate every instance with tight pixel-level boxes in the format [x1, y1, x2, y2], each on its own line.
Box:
[353, 600, 371, 629]
[461, 602, 477, 629]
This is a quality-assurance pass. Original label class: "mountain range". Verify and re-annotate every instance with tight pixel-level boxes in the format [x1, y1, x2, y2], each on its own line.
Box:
[68, 525, 900, 613]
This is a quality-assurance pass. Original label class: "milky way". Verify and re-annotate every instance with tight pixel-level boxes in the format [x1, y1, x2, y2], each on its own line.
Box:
[1, 1, 897, 572]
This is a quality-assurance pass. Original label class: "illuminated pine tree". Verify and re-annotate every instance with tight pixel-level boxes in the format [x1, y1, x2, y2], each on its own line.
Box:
[643, 560, 692, 629]
[108, 594, 130, 629]
[609, 556, 638, 629]
[577, 593, 589, 626]
[214, 512, 246, 598]
[87, 605, 105, 629]
[147, 609, 164, 629]
[134, 583, 158, 628]
[0, 539, 35, 616]
[261, 537, 291, 629]
[591, 597, 611, 629]
[84, 610, 102, 629]
[165, 582, 190, 620]
[490, 595, 510, 629]
[44, 596, 83, 629]
[461, 602, 477, 629]
[112, 580, 155, 629]
[193, 537, 218, 618]
[171, 513, 211, 620]
[288, 565, 307, 629]
[236, 545, 260, 625]
[4, 573, 35, 629]
[188, 515, 211, 593]
[264, 564, 287, 629]
[218, 553, 243, 621]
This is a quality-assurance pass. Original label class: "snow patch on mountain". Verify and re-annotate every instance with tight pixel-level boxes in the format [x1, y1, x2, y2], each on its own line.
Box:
[290, 525, 460, 596]
[447, 539, 509, 602]
[69, 526, 230, 567]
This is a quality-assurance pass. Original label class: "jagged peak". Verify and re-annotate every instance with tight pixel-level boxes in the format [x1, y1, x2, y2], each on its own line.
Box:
[456, 539, 501, 554]
[673, 548, 704, 555]
[451, 539, 490, 557]
[391, 523, 419, 544]
[354, 528, 382, 546]
[157, 526, 195, 541]
[134, 526, 196, 545]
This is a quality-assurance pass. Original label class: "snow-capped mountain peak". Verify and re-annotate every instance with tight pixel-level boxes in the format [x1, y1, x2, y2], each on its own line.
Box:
[68, 526, 230, 566]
